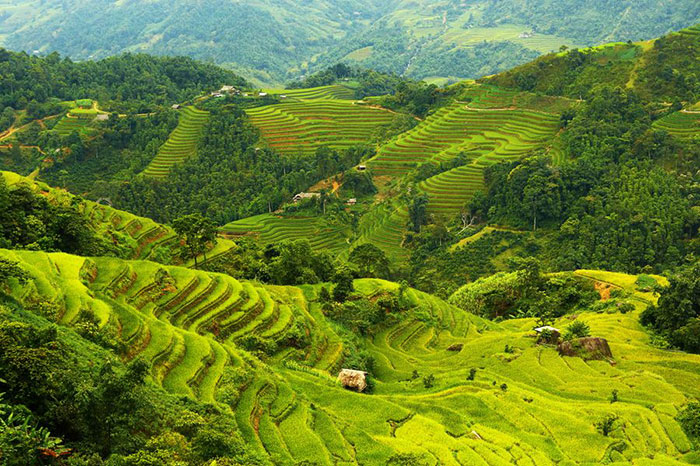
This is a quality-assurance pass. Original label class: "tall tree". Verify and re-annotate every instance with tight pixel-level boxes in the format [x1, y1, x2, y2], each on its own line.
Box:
[172, 213, 218, 268]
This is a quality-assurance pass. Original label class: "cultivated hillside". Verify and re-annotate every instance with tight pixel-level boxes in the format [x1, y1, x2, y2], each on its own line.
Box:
[0, 171, 236, 266]
[2, 249, 699, 464]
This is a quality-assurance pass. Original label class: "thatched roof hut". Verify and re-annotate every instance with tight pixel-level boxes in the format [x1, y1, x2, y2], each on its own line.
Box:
[337, 369, 368, 392]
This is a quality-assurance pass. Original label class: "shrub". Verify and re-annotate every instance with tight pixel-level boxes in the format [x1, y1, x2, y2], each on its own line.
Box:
[467, 368, 477, 381]
[537, 328, 559, 345]
[617, 302, 635, 314]
[423, 374, 435, 389]
[564, 320, 591, 340]
[236, 334, 277, 355]
[595, 414, 619, 436]
[678, 403, 700, 443]
[610, 389, 619, 403]
[191, 427, 245, 462]
[318, 286, 331, 303]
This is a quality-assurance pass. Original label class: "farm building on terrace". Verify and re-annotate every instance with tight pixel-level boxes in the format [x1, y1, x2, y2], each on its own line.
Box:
[337, 369, 368, 392]
[293, 192, 321, 203]
[219, 85, 240, 94]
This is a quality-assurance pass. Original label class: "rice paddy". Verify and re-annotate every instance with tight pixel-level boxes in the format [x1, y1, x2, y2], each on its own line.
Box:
[262, 84, 358, 100]
[53, 114, 94, 136]
[143, 106, 209, 178]
[653, 110, 700, 139]
[3, 248, 698, 465]
[246, 99, 396, 156]
[369, 95, 561, 216]
[0, 170, 235, 265]
[221, 213, 350, 255]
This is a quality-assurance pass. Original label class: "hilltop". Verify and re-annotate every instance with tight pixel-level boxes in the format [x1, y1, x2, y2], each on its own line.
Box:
[2, 1, 699, 85]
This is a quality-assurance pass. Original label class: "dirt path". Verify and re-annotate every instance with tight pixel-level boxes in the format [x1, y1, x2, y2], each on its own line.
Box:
[0, 114, 61, 141]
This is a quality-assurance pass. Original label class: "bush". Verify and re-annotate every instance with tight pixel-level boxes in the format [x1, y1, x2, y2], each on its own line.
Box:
[678, 403, 700, 443]
[423, 374, 435, 389]
[595, 414, 619, 436]
[191, 427, 245, 462]
[467, 368, 477, 381]
[564, 320, 591, 340]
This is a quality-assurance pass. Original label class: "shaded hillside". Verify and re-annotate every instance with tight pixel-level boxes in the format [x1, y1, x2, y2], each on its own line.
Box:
[483, 24, 700, 102]
[2, 1, 699, 84]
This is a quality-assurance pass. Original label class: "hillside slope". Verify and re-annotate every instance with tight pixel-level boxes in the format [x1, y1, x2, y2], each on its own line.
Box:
[483, 23, 700, 102]
[1, 249, 698, 464]
[0, 171, 236, 266]
[2, 1, 699, 84]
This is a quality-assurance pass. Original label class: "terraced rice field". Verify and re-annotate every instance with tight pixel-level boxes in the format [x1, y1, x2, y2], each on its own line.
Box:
[143, 106, 209, 178]
[246, 99, 395, 156]
[653, 110, 700, 139]
[262, 84, 357, 100]
[370, 102, 560, 215]
[3, 249, 699, 464]
[0, 171, 235, 265]
[53, 114, 93, 136]
[221, 214, 350, 255]
[346, 206, 410, 262]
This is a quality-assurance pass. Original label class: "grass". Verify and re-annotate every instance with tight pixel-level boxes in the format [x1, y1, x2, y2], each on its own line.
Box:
[246, 98, 395, 156]
[143, 106, 209, 178]
[3, 248, 699, 464]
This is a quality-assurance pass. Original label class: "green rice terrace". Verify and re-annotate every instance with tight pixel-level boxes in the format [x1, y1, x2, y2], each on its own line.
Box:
[0, 171, 235, 266]
[262, 84, 359, 100]
[2, 249, 699, 465]
[246, 98, 396, 156]
[53, 114, 94, 136]
[221, 213, 351, 256]
[232, 84, 570, 262]
[653, 110, 700, 139]
[143, 106, 210, 178]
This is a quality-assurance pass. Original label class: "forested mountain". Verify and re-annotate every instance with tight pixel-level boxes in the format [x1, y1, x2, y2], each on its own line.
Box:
[1, 18, 700, 466]
[1, 0, 699, 85]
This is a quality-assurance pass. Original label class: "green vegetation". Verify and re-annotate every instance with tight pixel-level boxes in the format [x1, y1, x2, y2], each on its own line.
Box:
[0, 21, 699, 466]
[143, 106, 210, 177]
[1, 250, 699, 464]
[3, 1, 698, 85]
[247, 98, 395, 156]
[484, 24, 700, 103]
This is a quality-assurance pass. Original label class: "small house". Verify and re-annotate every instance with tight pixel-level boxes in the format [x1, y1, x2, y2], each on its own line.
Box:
[171, 104, 181, 110]
[357, 165, 367, 171]
[346, 198, 357, 206]
[534, 326, 560, 334]
[292, 192, 321, 203]
[259, 92, 268, 97]
[337, 369, 368, 392]
[220, 85, 238, 94]
[280, 95, 288, 99]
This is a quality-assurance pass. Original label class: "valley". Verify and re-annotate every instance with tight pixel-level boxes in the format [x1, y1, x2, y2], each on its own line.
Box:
[0, 16, 698, 466]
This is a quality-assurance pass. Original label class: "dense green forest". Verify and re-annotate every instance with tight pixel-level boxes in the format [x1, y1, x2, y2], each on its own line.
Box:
[0, 19, 699, 466]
